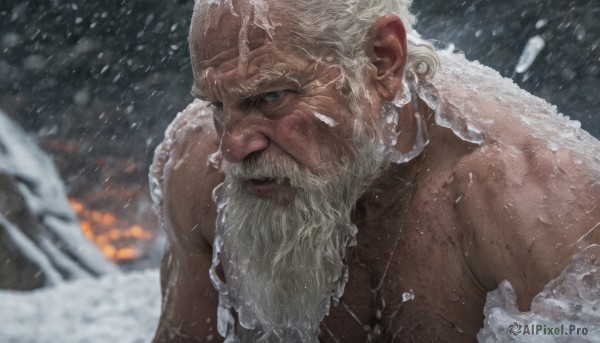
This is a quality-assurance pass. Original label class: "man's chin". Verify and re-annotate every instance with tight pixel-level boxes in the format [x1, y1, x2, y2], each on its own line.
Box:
[217, 131, 387, 339]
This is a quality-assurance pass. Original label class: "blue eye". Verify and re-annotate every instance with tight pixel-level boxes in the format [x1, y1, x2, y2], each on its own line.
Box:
[263, 91, 285, 102]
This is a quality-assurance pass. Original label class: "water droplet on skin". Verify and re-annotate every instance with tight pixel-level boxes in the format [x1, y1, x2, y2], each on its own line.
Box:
[402, 291, 415, 302]
[547, 141, 559, 152]
[207, 151, 222, 169]
[537, 214, 552, 225]
[312, 111, 338, 127]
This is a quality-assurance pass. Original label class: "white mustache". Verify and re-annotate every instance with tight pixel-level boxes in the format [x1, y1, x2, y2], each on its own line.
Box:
[224, 154, 334, 191]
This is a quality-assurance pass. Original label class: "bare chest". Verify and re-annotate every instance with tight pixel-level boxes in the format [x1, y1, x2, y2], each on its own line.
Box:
[319, 188, 487, 342]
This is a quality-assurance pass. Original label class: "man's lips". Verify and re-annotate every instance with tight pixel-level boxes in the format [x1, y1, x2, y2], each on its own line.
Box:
[244, 177, 290, 197]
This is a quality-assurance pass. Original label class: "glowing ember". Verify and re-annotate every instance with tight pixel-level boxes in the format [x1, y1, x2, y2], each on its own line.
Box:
[69, 199, 154, 261]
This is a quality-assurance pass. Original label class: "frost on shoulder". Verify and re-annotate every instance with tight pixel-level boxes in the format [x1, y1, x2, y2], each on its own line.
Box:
[149, 99, 214, 234]
[478, 245, 600, 342]
[431, 50, 594, 148]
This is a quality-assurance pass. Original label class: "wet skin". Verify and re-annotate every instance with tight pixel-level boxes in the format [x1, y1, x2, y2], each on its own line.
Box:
[151, 8, 600, 343]
[152, 99, 600, 343]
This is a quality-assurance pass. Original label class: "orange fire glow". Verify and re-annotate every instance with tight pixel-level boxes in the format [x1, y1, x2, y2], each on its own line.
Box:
[69, 199, 154, 261]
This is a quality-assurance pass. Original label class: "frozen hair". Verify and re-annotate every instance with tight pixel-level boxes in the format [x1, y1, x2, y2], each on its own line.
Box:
[192, 0, 439, 121]
[275, 0, 438, 77]
[193, 0, 439, 77]
[265, 0, 440, 116]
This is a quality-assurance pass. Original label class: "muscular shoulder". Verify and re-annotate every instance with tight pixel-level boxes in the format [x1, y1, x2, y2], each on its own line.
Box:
[451, 135, 600, 307]
[150, 100, 223, 252]
[433, 51, 600, 258]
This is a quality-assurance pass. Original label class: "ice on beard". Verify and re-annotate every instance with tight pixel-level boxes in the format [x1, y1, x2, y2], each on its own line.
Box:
[478, 245, 600, 342]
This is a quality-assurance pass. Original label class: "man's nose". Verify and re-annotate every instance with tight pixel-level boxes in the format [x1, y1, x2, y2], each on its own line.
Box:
[219, 113, 269, 163]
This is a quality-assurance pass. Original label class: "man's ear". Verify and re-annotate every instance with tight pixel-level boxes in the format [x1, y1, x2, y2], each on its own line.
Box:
[366, 14, 408, 101]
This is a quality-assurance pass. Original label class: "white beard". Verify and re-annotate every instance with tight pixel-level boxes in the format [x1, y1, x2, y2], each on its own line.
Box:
[218, 125, 386, 342]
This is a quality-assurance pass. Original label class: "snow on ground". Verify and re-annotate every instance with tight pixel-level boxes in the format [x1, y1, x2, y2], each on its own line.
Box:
[0, 270, 161, 343]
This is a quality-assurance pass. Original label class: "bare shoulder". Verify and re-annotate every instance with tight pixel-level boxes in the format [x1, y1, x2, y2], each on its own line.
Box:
[430, 56, 600, 311]
[451, 131, 600, 308]
[151, 101, 224, 342]
[151, 100, 223, 252]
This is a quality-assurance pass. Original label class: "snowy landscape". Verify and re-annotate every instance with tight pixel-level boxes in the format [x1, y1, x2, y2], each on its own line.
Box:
[0, 270, 160, 343]
[0, 108, 157, 342]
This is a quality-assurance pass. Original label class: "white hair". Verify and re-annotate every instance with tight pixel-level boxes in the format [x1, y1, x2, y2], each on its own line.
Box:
[217, 119, 387, 341]
[192, 0, 440, 149]
[192, 0, 439, 82]
[269, 0, 438, 118]
[274, 0, 438, 76]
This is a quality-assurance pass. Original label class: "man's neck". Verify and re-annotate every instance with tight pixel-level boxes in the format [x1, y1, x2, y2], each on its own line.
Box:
[352, 99, 432, 223]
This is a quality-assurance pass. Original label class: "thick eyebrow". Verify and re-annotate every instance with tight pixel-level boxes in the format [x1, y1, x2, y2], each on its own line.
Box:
[230, 71, 303, 98]
[191, 69, 304, 101]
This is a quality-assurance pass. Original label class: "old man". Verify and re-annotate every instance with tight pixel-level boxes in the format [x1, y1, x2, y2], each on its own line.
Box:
[150, 0, 600, 342]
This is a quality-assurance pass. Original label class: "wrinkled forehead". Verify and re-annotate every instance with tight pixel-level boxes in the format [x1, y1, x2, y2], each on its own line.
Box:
[189, 0, 281, 69]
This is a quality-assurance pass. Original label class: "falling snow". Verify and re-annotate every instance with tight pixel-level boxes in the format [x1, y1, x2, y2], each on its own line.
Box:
[0, 0, 598, 342]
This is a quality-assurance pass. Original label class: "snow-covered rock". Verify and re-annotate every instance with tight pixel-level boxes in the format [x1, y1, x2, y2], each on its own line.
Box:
[0, 109, 116, 290]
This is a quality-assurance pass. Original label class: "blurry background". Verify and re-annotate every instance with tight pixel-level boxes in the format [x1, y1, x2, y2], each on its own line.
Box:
[0, 0, 598, 269]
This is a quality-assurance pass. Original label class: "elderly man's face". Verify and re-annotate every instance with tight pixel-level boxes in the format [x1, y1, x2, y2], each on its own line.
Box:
[189, 3, 390, 339]
[190, 4, 384, 200]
